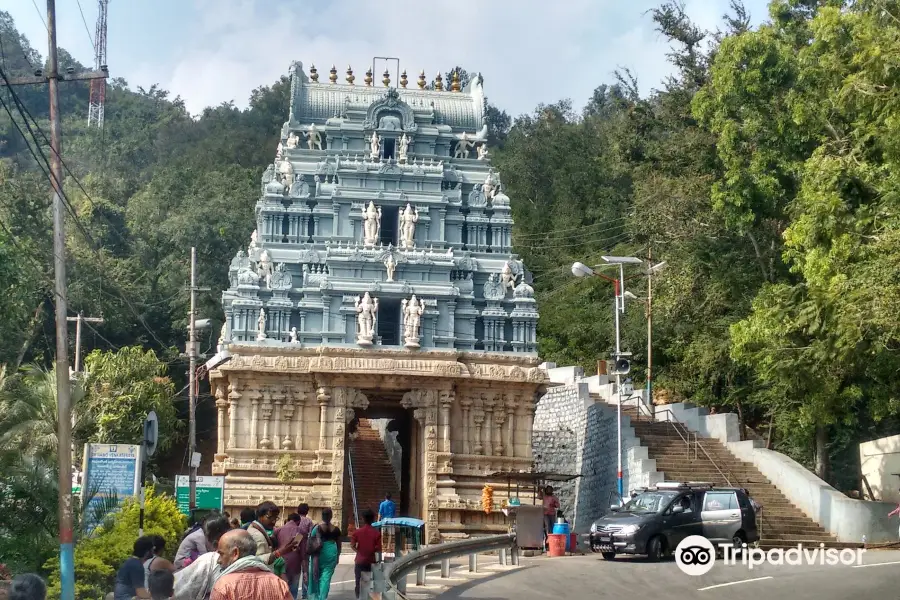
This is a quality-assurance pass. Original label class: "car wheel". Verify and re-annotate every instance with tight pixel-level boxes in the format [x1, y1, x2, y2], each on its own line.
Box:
[601, 552, 616, 561]
[731, 531, 746, 554]
[646, 535, 664, 562]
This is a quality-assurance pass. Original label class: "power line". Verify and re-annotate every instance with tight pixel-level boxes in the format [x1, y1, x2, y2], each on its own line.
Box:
[512, 215, 632, 240]
[75, 0, 96, 50]
[516, 231, 631, 251]
[29, 0, 48, 30]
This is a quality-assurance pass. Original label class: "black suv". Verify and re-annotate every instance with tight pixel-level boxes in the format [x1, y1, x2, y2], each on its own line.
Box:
[588, 482, 759, 561]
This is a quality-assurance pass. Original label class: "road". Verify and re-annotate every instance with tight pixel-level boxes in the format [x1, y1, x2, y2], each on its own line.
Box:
[414, 550, 900, 600]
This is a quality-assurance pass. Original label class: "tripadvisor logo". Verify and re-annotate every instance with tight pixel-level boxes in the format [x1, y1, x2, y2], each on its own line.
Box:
[674, 535, 865, 576]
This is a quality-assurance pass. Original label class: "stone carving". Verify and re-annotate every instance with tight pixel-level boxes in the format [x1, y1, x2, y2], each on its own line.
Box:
[237, 267, 260, 286]
[230, 249, 248, 272]
[402, 295, 425, 348]
[261, 165, 275, 193]
[256, 309, 267, 341]
[275, 141, 283, 159]
[355, 292, 378, 346]
[468, 186, 486, 208]
[248, 230, 259, 254]
[399, 203, 418, 249]
[270, 262, 292, 290]
[369, 131, 380, 160]
[500, 262, 518, 292]
[456, 256, 477, 272]
[362, 201, 381, 246]
[454, 133, 473, 159]
[286, 132, 300, 149]
[289, 175, 310, 198]
[483, 274, 505, 301]
[257, 250, 274, 287]
[297, 248, 320, 264]
[306, 123, 323, 150]
[217, 322, 228, 350]
[398, 133, 410, 164]
[482, 169, 498, 199]
[289, 327, 298, 343]
[278, 159, 294, 185]
[477, 143, 489, 160]
[384, 253, 397, 282]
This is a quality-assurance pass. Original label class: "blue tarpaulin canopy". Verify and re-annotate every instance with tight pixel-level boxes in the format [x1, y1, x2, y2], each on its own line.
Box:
[373, 517, 425, 528]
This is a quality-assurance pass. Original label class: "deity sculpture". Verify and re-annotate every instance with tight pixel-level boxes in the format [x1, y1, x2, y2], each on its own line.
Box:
[289, 174, 308, 198]
[286, 131, 300, 149]
[363, 201, 382, 246]
[398, 133, 410, 164]
[482, 170, 497, 199]
[258, 250, 274, 286]
[477, 143, 490, 160]
[275, 141, 283, 159]
[399, 203, 418, 249]
[355, 292, 379, 346]
[501, 261, 517, 292]
[217, 322, 228, 351]
[289, 327, 298, 343]
[454, 133, 473, 159]
[306, 123, 323, 150]
[369, 131, 381, 161]
[384, 253, 397, 282]
[402, 295, 425, 348]
[278, 159, 294, 186]
[248, 229, 259, 254]
[256, 308, 267, 341]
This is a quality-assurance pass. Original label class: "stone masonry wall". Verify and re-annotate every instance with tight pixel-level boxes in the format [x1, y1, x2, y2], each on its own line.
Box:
[533, 364, 663, 533]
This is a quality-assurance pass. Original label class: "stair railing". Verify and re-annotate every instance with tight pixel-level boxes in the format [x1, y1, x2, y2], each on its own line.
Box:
[652, 408, 697, 461]
[348, 440, 360, 531]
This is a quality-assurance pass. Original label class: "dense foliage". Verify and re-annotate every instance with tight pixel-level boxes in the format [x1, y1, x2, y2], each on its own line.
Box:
[0, 5, 899, 571]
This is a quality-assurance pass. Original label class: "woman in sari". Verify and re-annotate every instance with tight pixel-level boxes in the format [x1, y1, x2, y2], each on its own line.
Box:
[307, 508, 341, 600]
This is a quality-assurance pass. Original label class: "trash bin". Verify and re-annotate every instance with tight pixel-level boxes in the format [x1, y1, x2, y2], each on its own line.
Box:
[548, 534, 567, 557]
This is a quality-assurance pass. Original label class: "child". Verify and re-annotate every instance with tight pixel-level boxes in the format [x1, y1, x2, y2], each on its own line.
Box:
[148, 570, 174, 600]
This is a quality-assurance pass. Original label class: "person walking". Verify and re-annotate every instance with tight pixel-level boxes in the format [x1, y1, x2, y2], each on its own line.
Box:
[173, 514, 232, 600]
[350, 510, 381, 600]
[175, 515, 214, 570]
[148, 571, 175, 600]
[248, 501, 298, 568]
[210, 530, 291, 600]
[145, 535, 175, 588]
[377, 494, 395, 522]
[306, 508, 341, 600]
[294, 505, 314, 600]
[115, 537, 155, 600]
[239, 508, 256, 529]
[275, 514, 304, 600]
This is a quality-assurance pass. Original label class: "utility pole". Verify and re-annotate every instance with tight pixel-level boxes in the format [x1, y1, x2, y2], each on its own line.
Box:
[188, 247, 198, 512]
[646, 247, 653, 407]
[67, 313, 105, 374]
[47, 3, 74, 600]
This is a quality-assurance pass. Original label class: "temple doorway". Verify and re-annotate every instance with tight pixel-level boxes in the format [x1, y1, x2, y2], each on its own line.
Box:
[343, 391, 421, 534]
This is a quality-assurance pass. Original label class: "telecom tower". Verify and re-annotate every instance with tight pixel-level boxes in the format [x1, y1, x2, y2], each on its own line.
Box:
[87, 0, 109, 128]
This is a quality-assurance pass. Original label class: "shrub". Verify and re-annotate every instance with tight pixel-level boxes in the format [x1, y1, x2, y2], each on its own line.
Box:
[44, 486, 186, 600]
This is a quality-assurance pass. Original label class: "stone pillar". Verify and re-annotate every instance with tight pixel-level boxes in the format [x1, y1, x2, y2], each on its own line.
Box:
[294, 388, 307, 451]
[215, 382, 227, 458]
[331, 397, 346, 529]
[439, 390, 454, 453]
[272, 389, 283, 449]
[250, 388, 261, 449]
[317, 387, 330, 451]
[482, 394, 494, 457]
[423, 400, 440, 544]
[493, 398, 506, 457]
[473, 407, 485, 456]
[260, 393, 273, 450]
[460, 397, 472, 454]
[227, 378, 240, 451]
[281, 398, 295, 450]
[504, 393, 516, 458]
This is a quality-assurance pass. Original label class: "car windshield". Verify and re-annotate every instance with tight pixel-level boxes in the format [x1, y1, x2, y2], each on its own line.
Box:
[621, 491, 678, 513]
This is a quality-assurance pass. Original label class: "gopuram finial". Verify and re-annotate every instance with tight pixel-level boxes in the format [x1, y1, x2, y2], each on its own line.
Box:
[382, 69, 391, 87]
[451, 70, 461, 92]
[418, 70, 426, 89]
[365, 68, 373, 86]
[434, 72, 444, 91]
[329, 65, 338, 84]
[400, 70, 408, 88]
[309, 64, 319, 82]
[346, 65, 355, 85]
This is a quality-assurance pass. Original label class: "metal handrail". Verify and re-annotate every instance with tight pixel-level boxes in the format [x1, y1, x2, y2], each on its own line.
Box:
[386, 533, 516, 590]
[652, 408, 743, 488]
[348, 442, 359, 530]
[653, 408, 696, 461]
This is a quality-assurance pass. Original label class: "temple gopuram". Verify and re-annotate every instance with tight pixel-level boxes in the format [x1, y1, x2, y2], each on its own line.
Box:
[209, 62, 545, 542]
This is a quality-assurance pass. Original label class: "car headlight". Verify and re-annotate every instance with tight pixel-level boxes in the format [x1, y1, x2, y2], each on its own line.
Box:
[590, 523, 597, 533]
[617, 524, 642, 535]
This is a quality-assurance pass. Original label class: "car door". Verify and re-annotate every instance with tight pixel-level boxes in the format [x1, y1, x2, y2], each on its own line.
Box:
[701, 491, 741, 543]
[660, 492, 702, 548]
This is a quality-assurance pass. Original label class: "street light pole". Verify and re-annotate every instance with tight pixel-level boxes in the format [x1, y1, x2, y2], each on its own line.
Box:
[188, 247, 198, 513]
[613, 271, 624, 500]
[646, 247, 653, 406]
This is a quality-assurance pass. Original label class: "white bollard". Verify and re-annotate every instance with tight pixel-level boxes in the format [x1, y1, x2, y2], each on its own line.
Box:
[469, 552, 478, 573]
[441, 558, 450, 578]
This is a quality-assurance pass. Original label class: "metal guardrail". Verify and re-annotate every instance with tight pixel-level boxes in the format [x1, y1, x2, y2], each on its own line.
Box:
[383, 533, 518, 599]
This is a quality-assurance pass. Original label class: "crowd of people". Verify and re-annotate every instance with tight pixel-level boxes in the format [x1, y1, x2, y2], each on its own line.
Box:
[108, 495, 392, 600]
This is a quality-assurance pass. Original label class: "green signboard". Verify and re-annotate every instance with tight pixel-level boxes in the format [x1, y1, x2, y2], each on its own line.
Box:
[175, 475, 224, 516]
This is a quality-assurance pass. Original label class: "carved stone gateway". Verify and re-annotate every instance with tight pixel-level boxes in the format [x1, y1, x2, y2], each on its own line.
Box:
[214, 61, 542, 542]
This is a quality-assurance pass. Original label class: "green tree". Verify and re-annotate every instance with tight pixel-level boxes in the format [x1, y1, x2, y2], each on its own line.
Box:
[82, 346, 180, 453]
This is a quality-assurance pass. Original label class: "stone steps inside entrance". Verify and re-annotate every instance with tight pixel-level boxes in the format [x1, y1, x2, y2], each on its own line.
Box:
[345, 418, 400, 536]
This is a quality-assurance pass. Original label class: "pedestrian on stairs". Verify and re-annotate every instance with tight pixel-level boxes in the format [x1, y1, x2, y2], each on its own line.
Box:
[378, 493, 396, 522]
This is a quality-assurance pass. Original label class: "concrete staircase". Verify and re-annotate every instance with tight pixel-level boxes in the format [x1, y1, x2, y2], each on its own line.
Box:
[622, 405, 858, 549]
[344, 418, 400, 536]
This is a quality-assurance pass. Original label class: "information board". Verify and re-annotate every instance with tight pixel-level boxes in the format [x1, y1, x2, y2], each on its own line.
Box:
[82, 443, 141, 530]
[175, 475, 224, 516]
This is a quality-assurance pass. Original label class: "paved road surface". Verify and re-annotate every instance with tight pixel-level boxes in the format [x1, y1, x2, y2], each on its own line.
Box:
[427, 550, 900, 600]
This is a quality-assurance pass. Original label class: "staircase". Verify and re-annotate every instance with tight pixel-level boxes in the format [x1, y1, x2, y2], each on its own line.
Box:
[621, 404, 858, 549]
[344, 418, 401, 536]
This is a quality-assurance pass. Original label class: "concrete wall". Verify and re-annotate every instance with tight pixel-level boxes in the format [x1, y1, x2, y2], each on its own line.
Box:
[532, 364, 662, 534]
[859, 434, 900, 503]
[656, 401, 898, 543]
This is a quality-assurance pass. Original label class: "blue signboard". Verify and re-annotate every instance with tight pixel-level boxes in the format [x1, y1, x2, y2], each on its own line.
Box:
[82, 443, 141, 531]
